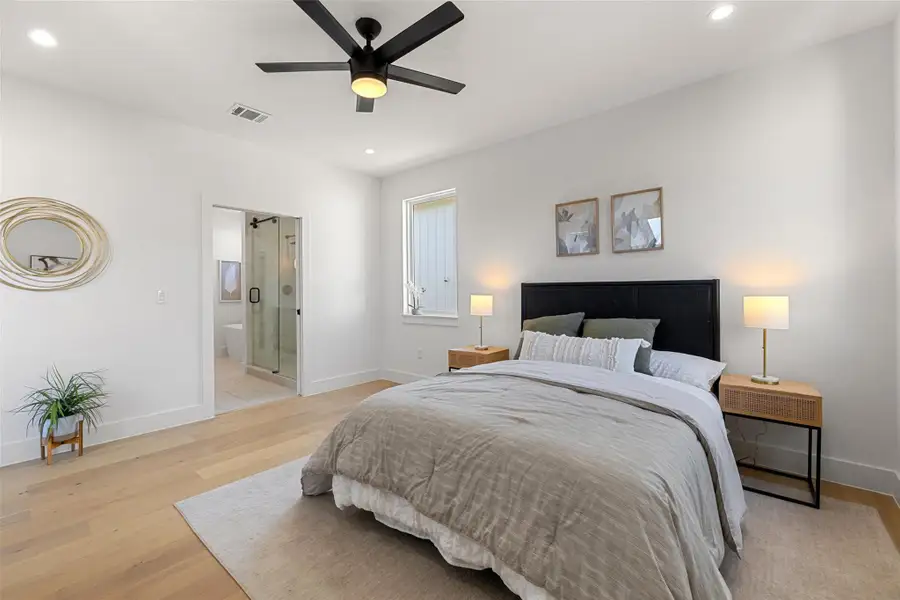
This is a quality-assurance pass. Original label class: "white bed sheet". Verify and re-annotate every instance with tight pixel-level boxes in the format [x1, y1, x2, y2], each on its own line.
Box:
[333, 475, 553, 600]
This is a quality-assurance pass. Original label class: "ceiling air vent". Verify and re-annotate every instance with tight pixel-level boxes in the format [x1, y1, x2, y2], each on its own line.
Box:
[229, 103, 270, 124]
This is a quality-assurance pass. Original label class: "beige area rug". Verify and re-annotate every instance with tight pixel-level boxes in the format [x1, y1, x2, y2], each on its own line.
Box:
[176, 458, 900, 600]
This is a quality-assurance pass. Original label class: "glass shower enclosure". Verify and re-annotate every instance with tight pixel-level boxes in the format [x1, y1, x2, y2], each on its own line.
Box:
[245, 212, 299, 384]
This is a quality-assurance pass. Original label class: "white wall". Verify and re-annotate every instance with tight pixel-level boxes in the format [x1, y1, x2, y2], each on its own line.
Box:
[380, 27, 898, 494]
[895, 16, 900, 504]
[0, 76, 381, 465]
[212, 207, 244, 358]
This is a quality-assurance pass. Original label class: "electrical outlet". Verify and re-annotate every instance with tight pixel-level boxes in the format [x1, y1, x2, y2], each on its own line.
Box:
[417, 348, 423, 359]
[157, 290, 167, 304]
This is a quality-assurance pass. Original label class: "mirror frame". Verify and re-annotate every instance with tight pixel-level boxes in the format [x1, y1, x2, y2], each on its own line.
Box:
[0, 197, 111, 291]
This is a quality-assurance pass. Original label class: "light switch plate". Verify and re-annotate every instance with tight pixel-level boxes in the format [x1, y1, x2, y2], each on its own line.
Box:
[157, 290, 167, 304]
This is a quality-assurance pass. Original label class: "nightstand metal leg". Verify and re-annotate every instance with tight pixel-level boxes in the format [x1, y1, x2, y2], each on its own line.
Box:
[803, 427, 822, 509]
[815, 427, 822, 509]
[804, 428, 816, 507]
[807, 428, 812, 483]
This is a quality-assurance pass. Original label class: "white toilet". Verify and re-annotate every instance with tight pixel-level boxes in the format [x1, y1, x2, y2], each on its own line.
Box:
[223, 323, 245, 363]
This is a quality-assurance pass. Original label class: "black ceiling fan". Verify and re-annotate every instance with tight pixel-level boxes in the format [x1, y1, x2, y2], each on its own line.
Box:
[257, 0, 466, 113]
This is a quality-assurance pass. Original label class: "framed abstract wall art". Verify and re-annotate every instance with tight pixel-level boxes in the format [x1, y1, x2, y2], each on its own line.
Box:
[555, 198, 599, 257]
[611, 187, 663, 253]
[30, 255, 79, 273]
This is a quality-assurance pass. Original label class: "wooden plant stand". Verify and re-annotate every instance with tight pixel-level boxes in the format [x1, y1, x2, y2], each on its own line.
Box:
[40, 420, 84, 465]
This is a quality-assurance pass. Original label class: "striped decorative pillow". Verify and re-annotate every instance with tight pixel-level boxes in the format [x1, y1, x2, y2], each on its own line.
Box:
[518, 330, 648, 374]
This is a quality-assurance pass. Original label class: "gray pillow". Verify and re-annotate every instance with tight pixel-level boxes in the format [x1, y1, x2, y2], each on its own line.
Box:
[582, 318, 660, 374]
[514, 312, 585, 359]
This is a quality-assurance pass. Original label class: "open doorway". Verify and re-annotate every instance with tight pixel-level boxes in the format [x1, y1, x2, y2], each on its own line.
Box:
[211, 206, 302, 414]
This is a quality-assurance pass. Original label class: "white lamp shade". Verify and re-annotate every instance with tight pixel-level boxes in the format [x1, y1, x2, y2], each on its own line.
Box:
[470, 294, 493, 317]
[743, 296, 789, 330]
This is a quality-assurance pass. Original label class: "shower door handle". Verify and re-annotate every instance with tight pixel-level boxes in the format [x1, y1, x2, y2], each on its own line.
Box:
[249, 287, 260, 304]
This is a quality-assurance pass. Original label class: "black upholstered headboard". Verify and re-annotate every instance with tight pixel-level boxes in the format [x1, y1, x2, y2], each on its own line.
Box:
[521, 279, 720, 361]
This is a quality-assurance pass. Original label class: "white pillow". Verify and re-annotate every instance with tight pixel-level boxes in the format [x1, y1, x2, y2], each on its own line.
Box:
[649, 350, 727, 391]
[519, 330, 648, 374]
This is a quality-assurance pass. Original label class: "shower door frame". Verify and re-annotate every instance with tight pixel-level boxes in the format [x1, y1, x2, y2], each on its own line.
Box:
[201, 201, 307, 419]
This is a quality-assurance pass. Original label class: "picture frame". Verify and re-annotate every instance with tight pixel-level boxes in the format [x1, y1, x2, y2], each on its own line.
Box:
[555, 197, 599, 257]
[610, 187, 664, 253]
[218, 260, 242, 302]
[30, 255, 79, 273]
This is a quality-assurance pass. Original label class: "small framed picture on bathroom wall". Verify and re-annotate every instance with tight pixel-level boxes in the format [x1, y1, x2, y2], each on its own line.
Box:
[219, 260, 242, 302]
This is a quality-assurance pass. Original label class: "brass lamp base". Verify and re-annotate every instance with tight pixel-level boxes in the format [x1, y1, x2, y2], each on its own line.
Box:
[474, 315, 488, 351]
[753, 328, 779, 385]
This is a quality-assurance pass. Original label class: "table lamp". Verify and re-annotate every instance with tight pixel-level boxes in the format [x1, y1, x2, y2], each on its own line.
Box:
[470, 294, 493, 350]
[743, 296, 789, 384]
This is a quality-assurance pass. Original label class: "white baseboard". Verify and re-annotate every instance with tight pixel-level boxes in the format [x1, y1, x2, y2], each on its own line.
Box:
[378, 369, 429, 385]
[306, 369, 381, 396]
[730, 438, 898, 498]
[1, 403, 211, 467]
[6, 369, 895, 506]
[893, 470, 900, 508]
[0, 368, 386, 466]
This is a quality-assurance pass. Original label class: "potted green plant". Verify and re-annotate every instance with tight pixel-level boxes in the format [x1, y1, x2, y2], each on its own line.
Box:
[13, 367, 108, 443]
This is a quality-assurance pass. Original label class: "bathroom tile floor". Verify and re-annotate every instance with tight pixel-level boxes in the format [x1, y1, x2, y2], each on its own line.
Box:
[215, 357, 296, 414]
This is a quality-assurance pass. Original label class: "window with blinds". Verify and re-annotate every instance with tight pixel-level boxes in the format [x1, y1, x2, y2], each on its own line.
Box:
[403, 190, 458, 317]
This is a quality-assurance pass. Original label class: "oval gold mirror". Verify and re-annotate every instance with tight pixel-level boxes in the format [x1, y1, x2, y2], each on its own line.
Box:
[0, 197, 110, 291]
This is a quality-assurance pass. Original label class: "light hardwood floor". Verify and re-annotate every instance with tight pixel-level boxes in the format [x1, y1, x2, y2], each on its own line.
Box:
[0, 380, 393, 600]
[1, 379, 897, 599]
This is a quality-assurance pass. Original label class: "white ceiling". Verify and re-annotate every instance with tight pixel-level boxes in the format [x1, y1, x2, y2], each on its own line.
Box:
[2, 1, 898, 177]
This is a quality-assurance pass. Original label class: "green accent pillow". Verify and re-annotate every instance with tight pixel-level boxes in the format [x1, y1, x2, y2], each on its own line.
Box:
[582, 318, 660, 374]
[514, 312, 585, 359]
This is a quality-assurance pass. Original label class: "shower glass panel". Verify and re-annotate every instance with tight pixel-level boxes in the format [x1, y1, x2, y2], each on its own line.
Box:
[278, 218, 298, 380]
[246, 213, 299, 382]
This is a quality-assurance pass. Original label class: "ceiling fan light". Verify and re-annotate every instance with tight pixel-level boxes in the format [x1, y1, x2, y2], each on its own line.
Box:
[351, 74, 387, 99]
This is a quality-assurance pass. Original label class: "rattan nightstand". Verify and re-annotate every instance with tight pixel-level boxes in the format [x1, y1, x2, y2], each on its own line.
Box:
[448, 346, 509, 371]
[719, 374, 823, 509]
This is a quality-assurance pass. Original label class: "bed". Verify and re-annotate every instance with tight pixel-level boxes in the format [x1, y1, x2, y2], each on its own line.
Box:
[302, 279, 746, 600]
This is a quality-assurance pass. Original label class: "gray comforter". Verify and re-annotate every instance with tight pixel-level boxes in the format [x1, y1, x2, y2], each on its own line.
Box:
[302, 361, 745, 600]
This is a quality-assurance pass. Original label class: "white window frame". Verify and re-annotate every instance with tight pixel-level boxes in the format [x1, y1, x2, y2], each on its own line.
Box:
[402, 188, 458, 324]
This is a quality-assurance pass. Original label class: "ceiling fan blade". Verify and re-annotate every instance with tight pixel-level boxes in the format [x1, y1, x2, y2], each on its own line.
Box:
[387, 65, 465, 94]
[356, 96, 375, 113]
[373, 2, 464, 65]
[293, 0, 361, 57]
[257, 61, 349, 73]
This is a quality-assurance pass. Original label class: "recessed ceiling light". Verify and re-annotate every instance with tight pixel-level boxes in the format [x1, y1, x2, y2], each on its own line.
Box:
[708, 5, 735, 21]
[28, 29, 58, 48]
[365, 148, 375, 155]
